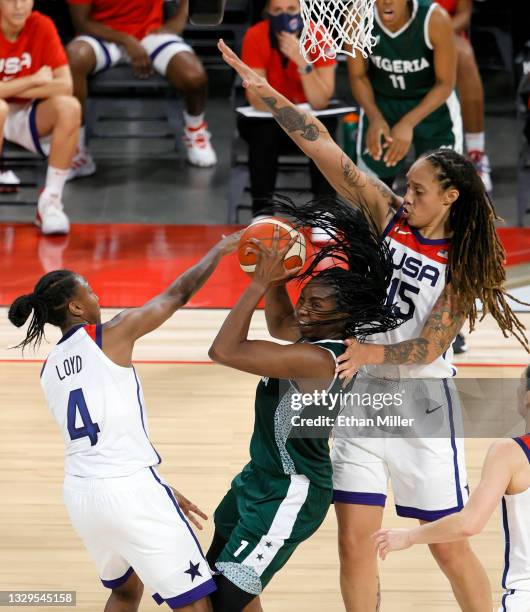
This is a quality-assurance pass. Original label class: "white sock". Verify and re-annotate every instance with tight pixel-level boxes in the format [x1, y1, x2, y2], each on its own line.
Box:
[43, 166, 69, 200]
[465, 132, 485, 153]
[183, 111, 205, 129]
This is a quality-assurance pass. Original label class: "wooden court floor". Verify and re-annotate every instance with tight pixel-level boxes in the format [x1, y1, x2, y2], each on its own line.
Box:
[1, 308, 529, 611]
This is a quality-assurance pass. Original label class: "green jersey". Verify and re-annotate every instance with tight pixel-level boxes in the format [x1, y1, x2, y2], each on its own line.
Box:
[247, 339, 345, 490]
[369, 0, 438, 99]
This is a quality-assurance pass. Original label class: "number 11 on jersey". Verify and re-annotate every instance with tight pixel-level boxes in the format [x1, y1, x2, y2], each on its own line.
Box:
[67, 388, 100, 446]
[389, 74, 405, 89]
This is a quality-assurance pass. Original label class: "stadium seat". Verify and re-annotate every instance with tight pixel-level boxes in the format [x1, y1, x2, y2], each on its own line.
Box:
[85, 67, 181, 145]
[183, 0, 253, 70]
[84, 1, 253, 149]
[471, 1, 514, 78]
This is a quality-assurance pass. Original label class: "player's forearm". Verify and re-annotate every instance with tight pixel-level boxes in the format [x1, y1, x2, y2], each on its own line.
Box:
[209, 281, 264, 362]
[257, 84, 334, 159]
[401, 82, 454, 128]
[350, 75, 384, 123]
[409, 511, 474, 545]
[264, 285, 295, 339]
[17, 77, 73, 99]
[246, 89, 276, 112]
[74, 19, 133, 46]
[163, 245, 224, 309]
[0, 74, 38, 99]
[357, 337, 442, 366]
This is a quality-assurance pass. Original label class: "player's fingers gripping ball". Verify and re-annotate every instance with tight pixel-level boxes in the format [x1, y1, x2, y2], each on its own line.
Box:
[238, 218, 306, 276]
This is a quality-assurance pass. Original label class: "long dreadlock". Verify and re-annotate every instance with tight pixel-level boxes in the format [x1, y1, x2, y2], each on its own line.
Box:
[424, 149, 528, 350]
[8, 270, 81, 351]
[268, 196, 403, 339]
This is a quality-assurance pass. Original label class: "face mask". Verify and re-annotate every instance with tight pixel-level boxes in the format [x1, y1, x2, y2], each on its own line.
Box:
[268, 12, 303, 49]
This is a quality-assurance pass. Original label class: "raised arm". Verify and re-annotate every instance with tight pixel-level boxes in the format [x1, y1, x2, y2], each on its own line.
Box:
[275, 31, 336, 110]
[218, 39, 401, 231]
[101, 232, 241, 366]
[209, 229, 334, 381]
[373, 439, 522, 558]
[264, 284, 300, 342]
[336, 284, 467, 379]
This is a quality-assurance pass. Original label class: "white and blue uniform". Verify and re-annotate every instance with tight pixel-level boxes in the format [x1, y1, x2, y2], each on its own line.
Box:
[332, 206, 469, 520]
[40, 323, 215, 608]
[499, 436, 530, 612]
[74, 33, 193, 76]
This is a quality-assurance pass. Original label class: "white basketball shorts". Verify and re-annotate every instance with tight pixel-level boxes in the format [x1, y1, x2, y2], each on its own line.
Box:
[332, 375, 469, 521]
[73, 33, 194, 76]
[499, 589, 530, 612]
[4, 101, 50, 157]
[63, 467, 216, 607]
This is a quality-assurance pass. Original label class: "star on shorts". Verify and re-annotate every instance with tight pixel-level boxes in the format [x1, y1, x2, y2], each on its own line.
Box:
[185, 560, 202, 582]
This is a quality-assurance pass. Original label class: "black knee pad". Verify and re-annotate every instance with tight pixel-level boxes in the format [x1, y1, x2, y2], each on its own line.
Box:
[210, 575, 257, 612]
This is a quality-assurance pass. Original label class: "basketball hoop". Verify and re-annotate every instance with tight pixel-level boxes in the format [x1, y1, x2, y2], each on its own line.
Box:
[299, 0, 377, 63]
[189, 0, 227, 26]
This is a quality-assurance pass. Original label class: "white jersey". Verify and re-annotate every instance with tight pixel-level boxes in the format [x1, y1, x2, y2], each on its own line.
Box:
[40, 324, 161, 478]
[368, 206, 456, 378]
[501, 436, 530, 593]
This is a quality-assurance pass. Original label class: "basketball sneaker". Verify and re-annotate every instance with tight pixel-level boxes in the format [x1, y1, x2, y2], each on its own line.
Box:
[67, 149, 96, 181]
[183, 122, 217, 167]
[35, 191, 70, 235]
[0, 169, 21, 193]
[468, 150, 492, 193]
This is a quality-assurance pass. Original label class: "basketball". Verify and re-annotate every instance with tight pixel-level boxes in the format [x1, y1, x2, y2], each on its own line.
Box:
[238, 218, 306, 275]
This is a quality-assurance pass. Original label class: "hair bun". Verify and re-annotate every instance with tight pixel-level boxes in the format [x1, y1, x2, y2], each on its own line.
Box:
[8, 294, 36, 328]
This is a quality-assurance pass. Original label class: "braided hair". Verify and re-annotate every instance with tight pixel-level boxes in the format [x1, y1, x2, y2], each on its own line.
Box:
[8, 270, 81, 351]
[270, 196, 403, 339]
[423, 149, 528, 349]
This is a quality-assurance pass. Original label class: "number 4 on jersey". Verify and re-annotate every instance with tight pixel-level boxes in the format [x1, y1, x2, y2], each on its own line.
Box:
[67, 388, 100, 446]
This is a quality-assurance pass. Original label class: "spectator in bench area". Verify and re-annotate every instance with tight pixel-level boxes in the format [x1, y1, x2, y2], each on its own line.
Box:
[0, 0, 80, 235]
[66, 0, 216, 174]
[239, 0, 337, 220]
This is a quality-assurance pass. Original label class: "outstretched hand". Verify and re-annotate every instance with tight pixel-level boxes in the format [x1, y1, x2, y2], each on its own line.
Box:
[217, 230, 244, 256]
[336, 337, 364, 385]
[218, 39, 269, 95]
[248, 226, 302, 289]
[171, 487, 208, 530]
[372, 528, 413, 560]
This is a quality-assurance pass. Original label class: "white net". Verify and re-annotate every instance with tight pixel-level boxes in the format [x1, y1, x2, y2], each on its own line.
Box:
[299, 0, 377, 63]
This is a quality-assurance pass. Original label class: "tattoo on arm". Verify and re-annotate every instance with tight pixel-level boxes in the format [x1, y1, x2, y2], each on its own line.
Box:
[261, 96, 320, 141]
[340, 155, 399, 216]
[376, 576, 381, 611]
[382, 288, 467, 365]
[383, 338, 429, 365]
[421, 288, 467, 354]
